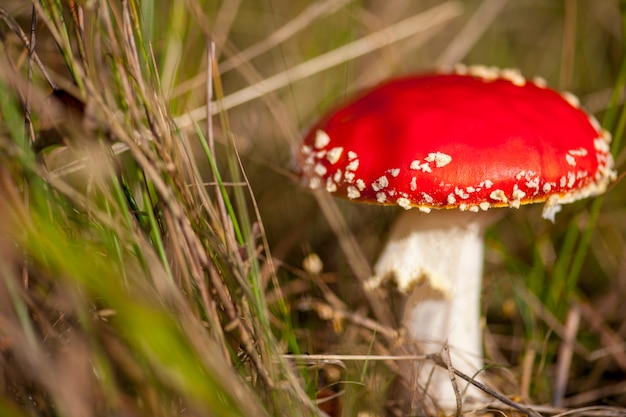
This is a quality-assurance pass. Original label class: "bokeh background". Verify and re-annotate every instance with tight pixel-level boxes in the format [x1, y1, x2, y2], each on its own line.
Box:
[1, 1, 625, 416]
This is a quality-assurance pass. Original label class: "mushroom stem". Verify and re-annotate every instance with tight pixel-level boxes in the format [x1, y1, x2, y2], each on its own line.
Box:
[371, 209, 497, 411]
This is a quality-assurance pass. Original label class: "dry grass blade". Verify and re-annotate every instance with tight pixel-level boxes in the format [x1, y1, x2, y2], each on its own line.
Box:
[171, 0, 355, 98]
[553, 305, 581, 407]
[0, 7, 56, 89]
[435, 0, 509, 66]
[515, 284, 591, 358]
[0, 1, 316, 416]
[578, 300, 626, 372]
[175, 1, 463, 127]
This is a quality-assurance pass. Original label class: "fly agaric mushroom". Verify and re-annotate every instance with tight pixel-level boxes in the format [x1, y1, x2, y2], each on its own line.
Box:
[296, 65, 616, 411]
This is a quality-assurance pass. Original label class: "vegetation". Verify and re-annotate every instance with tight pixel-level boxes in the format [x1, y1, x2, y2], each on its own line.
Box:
[0, 1, 624, 416]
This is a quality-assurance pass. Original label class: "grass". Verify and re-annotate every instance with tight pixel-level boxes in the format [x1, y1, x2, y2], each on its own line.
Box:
[0, 1, 624, 416]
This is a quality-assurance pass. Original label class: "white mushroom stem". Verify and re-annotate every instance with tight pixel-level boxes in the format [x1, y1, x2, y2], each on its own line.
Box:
[370, 209, 497, 411]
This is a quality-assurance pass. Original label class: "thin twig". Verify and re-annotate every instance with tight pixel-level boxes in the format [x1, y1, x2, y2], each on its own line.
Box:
[283, 354, 428, 362]
[442, 345, 462, 417]
[428, 354, 544, 417]
[297, 298, 398, 341]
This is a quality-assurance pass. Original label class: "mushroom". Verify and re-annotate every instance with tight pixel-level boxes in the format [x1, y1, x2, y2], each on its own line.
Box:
[296, 65, 616, 411]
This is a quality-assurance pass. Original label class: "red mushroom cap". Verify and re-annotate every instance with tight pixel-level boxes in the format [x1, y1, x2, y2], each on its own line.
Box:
[297, 65, 616, 220]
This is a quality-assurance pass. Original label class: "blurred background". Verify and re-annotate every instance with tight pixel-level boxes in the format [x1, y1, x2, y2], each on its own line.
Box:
[1, 1, 625, 416]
